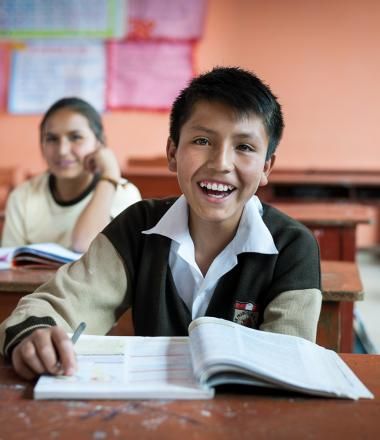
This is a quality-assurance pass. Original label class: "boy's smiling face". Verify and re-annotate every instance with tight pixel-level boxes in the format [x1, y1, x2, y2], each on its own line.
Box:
[167, 100, 274, 231]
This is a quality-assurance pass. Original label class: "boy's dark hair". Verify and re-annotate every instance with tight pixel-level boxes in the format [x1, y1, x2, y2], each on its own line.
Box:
[40, 97, 105, 144]
[170, 66, 284, 159]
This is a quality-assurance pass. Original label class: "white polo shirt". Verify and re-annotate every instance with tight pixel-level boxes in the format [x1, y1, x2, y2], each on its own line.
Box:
[143, 195, 278, 319]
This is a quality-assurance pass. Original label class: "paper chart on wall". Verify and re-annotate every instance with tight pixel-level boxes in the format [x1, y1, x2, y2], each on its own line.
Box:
[8, 42, 106, 114]
[127, 0, 207, 40]
[0, 0, 127, 39]
[107, 40, 193, 110]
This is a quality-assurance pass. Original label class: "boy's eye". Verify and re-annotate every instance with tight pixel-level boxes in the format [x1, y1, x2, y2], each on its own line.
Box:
[194, 138, 209, 146]
[236, 144, 254, 152]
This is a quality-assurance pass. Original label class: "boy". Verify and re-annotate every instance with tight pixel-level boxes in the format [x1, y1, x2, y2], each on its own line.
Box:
[0, 67, 321, 380]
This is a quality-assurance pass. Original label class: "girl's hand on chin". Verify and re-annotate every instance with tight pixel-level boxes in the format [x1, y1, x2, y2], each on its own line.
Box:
[83, 146, 121, 181]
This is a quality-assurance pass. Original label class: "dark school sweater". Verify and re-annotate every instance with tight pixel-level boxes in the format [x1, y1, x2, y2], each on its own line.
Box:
[103, 198, 321, 336]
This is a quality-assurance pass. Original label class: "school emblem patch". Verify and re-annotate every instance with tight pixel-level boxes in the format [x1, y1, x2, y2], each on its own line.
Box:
[233, 301, 259, 328]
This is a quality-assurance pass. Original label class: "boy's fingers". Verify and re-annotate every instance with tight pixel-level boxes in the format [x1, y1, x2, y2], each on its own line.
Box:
[51, 327, 77, 375]
[33, 330, 62, 374]
[12, 349, 39, 380]
[12, 340, 45, 379]
[11, 327, 77, 379]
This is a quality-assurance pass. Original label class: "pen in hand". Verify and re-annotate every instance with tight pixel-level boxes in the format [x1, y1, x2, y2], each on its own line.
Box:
[53, 322, 86, 376]
[71, 322, 86, 345]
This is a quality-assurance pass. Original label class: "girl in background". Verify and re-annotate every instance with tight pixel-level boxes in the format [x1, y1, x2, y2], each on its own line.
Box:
[1, 97, 141, 252]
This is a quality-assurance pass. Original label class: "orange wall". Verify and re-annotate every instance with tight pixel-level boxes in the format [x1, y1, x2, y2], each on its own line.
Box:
[1, 0, 379, 174]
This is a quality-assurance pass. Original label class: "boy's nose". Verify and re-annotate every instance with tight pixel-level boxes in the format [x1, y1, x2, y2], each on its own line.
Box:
[207, 145, 234, 172]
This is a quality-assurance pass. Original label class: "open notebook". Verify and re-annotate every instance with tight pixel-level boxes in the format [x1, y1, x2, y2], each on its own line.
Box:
[0, 243, 82, 270]
[34, 317, 373, 400]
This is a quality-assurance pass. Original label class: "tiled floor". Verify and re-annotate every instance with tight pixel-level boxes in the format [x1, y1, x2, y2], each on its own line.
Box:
[355, 248, 380, 353]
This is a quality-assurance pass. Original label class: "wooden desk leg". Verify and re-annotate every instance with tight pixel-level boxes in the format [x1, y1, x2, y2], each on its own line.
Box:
[337, 227, 356, 353]
[341, 228, 356, 262]
[339, 302, 354, 353]
[317, 301, 341, 352]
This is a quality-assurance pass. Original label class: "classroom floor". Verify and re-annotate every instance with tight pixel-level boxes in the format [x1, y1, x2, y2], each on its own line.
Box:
[355, 247, 380, 353]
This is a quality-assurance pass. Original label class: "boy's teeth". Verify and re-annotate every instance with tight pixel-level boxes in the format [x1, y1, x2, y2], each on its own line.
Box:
[200, 181, 234, 192]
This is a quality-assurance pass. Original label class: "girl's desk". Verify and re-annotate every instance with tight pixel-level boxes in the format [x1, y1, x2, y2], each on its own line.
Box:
[0, 268, 55, 321]
[0, 354, 378, 439]
[0, 262, 363, 353]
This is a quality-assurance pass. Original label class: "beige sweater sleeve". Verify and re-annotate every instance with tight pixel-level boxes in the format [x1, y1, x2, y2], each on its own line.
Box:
[0, 233, 129, 355]
[1, 185, 27, 247]
[259, 289, 322, 342]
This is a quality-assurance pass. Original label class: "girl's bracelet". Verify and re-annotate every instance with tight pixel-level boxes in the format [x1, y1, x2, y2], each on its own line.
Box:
[98, 175, 120, 189]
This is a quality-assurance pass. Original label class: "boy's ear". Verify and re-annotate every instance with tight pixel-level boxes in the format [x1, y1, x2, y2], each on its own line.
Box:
[259, 154, 276, 187]
[166, 137, 177, 172]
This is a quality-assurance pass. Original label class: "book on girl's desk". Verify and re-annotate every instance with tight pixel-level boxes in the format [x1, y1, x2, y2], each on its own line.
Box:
[34, 317, 373, 401]
[0, 243, 82, 270]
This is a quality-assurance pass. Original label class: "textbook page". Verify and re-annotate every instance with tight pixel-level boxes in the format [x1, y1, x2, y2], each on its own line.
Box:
[13, 243, 82, 262]
[188, 317, 373, 400]
[0, 242, 83, 269]
[34, 335, 213, 400]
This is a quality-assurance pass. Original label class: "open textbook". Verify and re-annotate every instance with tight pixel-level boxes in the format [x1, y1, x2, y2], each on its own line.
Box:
[0, 243, 82, 270]
[34, 317, 373, 400]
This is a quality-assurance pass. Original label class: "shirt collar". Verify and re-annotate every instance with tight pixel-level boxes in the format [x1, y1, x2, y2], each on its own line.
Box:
[142, 195, 278, 255]
[143, 195, 189, 243]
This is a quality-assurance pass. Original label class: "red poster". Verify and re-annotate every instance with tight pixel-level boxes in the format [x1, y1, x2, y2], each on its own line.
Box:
[107, 41, 194, 110]
[127, 0, 207, 41]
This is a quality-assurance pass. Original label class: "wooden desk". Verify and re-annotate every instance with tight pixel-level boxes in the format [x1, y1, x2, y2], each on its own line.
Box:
[125, 165, 380, 198]
[275, 203, 370, 353]
[260, 168, 380, 201]
[0, 268, 135, 336]
[125, 165, 181, 198]
[0, 261, 362, 352]
[0, 354, 378, 439]
[0, 268, 55, 323]
[319, 260, 363, 352]
[267, 169, 380, 185]
[274, 202, 371, 262]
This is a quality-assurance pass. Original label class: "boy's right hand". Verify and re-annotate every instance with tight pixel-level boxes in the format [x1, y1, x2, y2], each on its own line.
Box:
[11, 326, 77, 380]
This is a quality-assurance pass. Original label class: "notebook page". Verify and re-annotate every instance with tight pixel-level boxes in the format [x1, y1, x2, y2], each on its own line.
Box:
[34, 335, 212, 399]
[188, 317, 373, 399]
